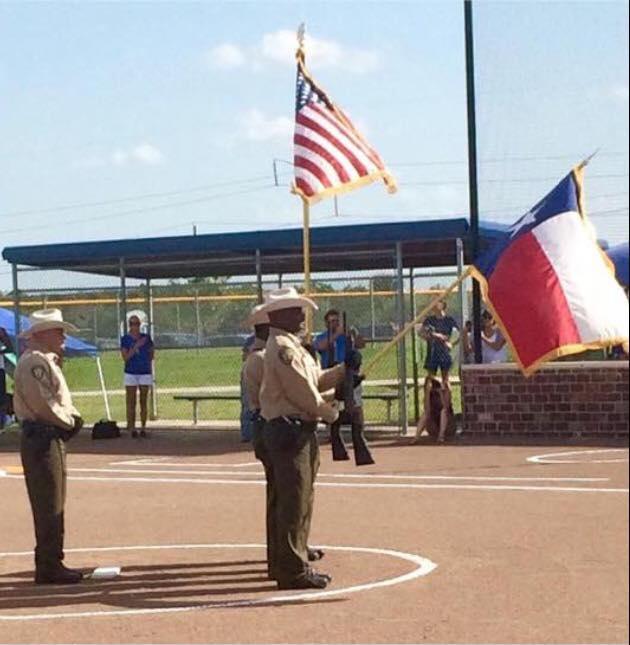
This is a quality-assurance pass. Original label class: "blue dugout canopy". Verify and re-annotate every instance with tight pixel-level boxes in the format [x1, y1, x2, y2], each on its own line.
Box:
[2, 219, 509, 280]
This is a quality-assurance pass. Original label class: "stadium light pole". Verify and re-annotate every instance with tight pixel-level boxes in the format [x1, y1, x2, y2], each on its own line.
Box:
[464, 0, 483, 363]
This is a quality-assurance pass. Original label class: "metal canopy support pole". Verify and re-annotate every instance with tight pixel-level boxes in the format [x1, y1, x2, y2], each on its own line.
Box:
[96, 356, 111, 420]
[194, 290, 202, 347]
[12, 264, 21, 358]
[146, 278, 158, 420]
[409, 268, 419, 424]
[255, 249, 263, 304]
[464, 0, 482, 363]
[395, 243, 408, 436]
[119, 258, 127, 337]
[369, 278, 376, 341]
[456, 238, 468, 366]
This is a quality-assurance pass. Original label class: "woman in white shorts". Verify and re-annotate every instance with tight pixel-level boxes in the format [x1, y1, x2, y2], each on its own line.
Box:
[120, 315, 155, 438]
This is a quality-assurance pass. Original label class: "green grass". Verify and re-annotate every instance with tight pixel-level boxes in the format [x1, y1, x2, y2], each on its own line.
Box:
[59, 343, 461, 425]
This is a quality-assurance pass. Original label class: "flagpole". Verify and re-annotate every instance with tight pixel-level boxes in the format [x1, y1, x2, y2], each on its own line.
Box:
[302, 197, 312, 337]
[295, 23, 313, 338]
[363, 269, 472, 377]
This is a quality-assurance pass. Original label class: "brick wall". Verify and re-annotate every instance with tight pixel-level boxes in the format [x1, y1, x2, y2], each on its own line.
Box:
[461, 361, 629, 438]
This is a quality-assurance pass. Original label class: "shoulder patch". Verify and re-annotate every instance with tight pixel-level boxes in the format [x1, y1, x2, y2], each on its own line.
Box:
[30, 362, 55, 397]
[31, 364, 51, 383]
[278, 347, 295, 366]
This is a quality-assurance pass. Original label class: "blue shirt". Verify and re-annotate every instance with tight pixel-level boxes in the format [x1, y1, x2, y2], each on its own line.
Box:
[313, 331, 347, 368]
[121, 333, 154, 375]
[423, 315, 458, 361]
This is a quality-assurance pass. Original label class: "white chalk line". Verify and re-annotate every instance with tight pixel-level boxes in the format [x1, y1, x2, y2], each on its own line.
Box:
[2, 473, 626, 493]
[527, 448, 629, 464]
[0, 543, 437, 621]
[110, 458, 259, 467]
[68, 467, 611, 483]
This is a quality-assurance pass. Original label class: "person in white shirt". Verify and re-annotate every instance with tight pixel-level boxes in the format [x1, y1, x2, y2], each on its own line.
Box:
[481, 310, 508, 364]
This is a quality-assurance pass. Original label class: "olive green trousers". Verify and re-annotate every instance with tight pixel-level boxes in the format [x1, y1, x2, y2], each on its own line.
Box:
[20, 432, 67, 571]
[251, 416, 277, 577]
[263, 418, 319, 585]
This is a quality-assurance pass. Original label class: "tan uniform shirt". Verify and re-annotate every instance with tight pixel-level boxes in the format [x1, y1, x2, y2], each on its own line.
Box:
[243, 337, 266, 412]
[260, 327, 345, 424]
[14, 346, 80, 430]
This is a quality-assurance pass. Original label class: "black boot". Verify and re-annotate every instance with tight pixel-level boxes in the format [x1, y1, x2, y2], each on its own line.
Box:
[277, 570, 331, 590]
[35, 563, 83, 585]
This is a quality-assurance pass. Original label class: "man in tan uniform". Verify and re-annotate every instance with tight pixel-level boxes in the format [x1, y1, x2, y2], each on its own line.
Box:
[14, 309, 84, 584]
[259, 288, 347, 590]
[242, 304, 275, 576]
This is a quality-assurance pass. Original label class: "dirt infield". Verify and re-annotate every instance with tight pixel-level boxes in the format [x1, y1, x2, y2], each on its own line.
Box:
[0, 429, 628, 644]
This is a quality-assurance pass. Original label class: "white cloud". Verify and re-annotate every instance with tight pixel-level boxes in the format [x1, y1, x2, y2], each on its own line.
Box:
[269, 30, 381, 73]
[110, 143, 164, 166]
[205, 30, 381, 74]
[205, 43, 246, 69]
[239, 109, 293, 142]
[131, 143, 164, 165]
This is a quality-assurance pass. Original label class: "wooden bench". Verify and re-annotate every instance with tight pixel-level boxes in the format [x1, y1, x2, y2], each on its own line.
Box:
[174, 392, 402, 424]
[362, 392, 400, 422]
[174, 380, 459, 425]
[173, 393, 241, 424]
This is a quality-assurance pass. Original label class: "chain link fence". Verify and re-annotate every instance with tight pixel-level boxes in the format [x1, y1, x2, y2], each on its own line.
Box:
[2, 266, 466, 430]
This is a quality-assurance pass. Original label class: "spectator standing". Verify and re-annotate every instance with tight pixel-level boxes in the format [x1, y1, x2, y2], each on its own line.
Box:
[120, 315, 154, 438]
[419, 301, 459, 442]
[312, 308, 365, 379]
[0, 327, 14, 428]
[481, 310, 508, 364]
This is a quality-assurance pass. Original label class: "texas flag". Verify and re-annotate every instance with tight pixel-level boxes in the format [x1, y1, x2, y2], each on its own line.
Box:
[472, 162, 629, 375]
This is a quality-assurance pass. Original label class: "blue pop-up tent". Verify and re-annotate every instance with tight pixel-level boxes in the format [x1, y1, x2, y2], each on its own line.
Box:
[0, 307, 98, 357]
[0, 307, 110, 418]
[607, 242, 629, 288]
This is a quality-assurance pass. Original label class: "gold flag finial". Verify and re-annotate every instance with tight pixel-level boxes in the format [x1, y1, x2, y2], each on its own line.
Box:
[296, 23, 306, 61]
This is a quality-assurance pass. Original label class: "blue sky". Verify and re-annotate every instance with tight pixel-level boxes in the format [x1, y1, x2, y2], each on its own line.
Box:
[0, 1, 627, 290]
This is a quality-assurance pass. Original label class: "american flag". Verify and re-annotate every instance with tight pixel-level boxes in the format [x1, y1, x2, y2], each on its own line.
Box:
[292, 58, 397, 204]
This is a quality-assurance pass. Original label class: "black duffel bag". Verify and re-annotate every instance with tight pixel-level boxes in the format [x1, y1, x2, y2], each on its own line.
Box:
[91, 419, 121, 440]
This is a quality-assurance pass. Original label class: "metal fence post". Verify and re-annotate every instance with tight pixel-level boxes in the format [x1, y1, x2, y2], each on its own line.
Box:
[369, 277, 376, 341]
[92, 306, 98, 345]
[194, 289, 202, 347]
[12, 264, 21, 358]
[456, 238, 467, 365]
[146, 278, 158, 419]
[395, 242, 408, 435]
[119, 258, 127, 336]
[256, 249, 263, 303]
[409, 268, 419, 424]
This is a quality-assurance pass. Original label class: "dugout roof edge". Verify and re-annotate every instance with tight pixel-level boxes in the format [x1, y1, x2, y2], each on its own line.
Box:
[3, 218, 509, 279]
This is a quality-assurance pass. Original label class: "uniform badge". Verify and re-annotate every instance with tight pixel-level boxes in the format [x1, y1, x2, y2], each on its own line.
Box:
[31, 363, 55, 398]
[31, 365, 50, 383]
[278, 347, 295, 366]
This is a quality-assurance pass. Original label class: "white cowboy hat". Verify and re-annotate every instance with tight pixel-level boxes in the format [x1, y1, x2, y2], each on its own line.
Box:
[259, 287, 318, 315]
[19, 308, 79, 339]
[247, 303, 270, 327]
